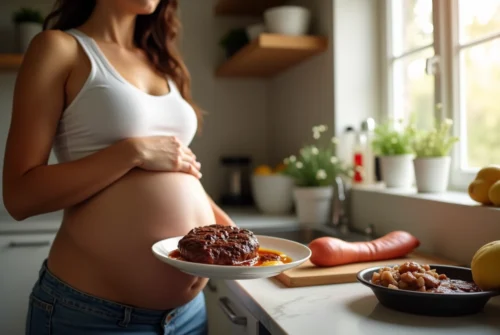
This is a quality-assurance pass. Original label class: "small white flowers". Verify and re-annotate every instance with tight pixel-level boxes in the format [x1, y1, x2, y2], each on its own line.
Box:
[296, 162, 303, 169]
[312, 124, 328, 140]
[284, 155, 296, 165]
[443, 118, 453, 126]
[316, 169, 327, 180]
[311, 146, 319, 155]
[330, 156, 339, 164]
[331, 137, 339, 144]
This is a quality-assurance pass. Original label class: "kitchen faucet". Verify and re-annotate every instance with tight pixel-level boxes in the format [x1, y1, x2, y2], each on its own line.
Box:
[330, 176, 376, 239]
[331, 175, 350, 234]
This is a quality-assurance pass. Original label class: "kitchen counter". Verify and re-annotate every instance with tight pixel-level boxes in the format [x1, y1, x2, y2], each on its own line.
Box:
[225, 278, 500, 335]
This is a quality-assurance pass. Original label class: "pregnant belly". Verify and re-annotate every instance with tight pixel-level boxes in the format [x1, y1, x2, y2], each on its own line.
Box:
[49, 170, 216, 309]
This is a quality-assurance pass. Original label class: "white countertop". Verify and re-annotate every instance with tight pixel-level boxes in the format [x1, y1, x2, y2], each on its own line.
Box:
[226, 278, 500, 335]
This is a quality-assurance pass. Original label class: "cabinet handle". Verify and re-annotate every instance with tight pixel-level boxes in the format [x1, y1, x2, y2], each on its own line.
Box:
[206, 280, 217, 292]
[218, 297, 247, 326]
[8, 241, 51, 248]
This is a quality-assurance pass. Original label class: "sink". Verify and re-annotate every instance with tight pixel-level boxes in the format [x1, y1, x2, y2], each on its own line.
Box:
[250, 225, 371, 245]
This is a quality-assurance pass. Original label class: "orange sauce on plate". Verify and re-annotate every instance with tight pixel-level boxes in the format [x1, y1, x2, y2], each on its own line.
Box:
[168, 248, 292, 266]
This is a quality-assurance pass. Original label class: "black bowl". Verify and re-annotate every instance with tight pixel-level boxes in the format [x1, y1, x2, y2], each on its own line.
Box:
[357, 264, 500, 317]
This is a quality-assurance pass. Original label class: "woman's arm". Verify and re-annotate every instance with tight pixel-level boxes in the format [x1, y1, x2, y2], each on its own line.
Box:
[206, 194, 236, 227]
[2, 31, 143, 221]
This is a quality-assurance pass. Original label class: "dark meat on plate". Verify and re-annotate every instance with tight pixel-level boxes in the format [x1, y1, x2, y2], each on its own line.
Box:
[178, 225, 259, 265]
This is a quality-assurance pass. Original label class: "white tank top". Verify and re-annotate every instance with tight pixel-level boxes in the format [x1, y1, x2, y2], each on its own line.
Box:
[52, 29, 198, 163]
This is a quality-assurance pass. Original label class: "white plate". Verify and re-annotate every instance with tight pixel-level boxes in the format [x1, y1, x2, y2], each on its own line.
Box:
[151, 235, 311, 280]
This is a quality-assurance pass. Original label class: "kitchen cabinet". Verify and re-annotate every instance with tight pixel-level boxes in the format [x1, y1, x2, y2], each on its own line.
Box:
[204, 279, 263, 335]
[0, 232, 56, 335]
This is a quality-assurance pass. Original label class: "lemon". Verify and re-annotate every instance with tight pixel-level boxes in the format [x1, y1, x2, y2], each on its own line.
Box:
[476, 165, 500, 182]
[468, 179, 495, 205]
[254, 165, 273, 175]
[471, 240, 500, 291]
[488, 180, 500, 206]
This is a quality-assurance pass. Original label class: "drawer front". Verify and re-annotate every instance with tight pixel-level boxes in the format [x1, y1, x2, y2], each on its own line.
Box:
[0, 233, 55, 335]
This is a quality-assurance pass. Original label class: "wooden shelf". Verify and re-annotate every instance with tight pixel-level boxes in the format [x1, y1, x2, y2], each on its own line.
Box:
[215, 0, 288, 16]
[216, 34, 328, 78]
[0, 54, 23, 71]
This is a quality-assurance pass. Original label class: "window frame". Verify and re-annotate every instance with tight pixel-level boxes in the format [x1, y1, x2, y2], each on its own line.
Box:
[383, 0, 500, 192]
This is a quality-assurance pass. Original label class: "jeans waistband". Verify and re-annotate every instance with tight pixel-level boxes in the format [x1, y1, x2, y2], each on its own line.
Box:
[37, 260, 174, 325]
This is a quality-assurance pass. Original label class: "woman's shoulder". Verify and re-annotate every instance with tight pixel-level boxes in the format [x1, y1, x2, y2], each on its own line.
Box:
[22, 29, 80, 71]
[29, 29, 79, 54]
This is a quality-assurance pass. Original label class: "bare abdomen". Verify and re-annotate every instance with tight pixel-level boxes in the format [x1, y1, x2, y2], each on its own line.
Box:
[48, 170, 215, 309]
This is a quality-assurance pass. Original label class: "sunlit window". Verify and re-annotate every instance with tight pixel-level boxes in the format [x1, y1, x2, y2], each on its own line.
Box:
[390, 0, 434, 130]
[386, 0, 500, 189]
[457, 0, 500, 170]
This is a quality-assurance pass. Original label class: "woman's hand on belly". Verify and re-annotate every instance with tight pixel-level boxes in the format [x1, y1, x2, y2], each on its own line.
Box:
[129, 136, 201, 178]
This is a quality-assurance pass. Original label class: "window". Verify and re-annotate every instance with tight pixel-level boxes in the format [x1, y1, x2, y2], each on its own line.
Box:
[385, 0, 500, 190]
[388, 0, 435, 130]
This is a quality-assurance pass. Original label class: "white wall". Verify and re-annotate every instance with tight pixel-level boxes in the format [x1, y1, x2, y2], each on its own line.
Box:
[351, 188, 500, 265]
[333, 0, 382, 136]
[267, 0, 382, 165]
[0, 0, 269, 212]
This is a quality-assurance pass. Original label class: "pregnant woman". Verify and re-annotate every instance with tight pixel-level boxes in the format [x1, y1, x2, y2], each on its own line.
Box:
[2, 0, 235, 334]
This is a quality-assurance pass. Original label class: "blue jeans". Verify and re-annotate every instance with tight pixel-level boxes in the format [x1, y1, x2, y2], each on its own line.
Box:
[26, 260, 208, 335]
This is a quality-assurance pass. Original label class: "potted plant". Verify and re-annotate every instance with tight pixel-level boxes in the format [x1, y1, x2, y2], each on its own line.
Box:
[371, 118, 415, 188]
[411, 114, 459, 193]
[282, 124, 354, 225]
[13, 7, 45, 53]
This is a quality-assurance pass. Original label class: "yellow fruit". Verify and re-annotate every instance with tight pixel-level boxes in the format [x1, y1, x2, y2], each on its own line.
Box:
[254, 165, 273, 175]
[476, 165, 500, 182]
[468, 179, 495, 205]
[471, 240, 500, 290]
[488, 180, 500, 206]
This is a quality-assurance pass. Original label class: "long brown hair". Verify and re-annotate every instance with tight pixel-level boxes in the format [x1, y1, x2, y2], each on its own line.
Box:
[43, 0, 203, 130]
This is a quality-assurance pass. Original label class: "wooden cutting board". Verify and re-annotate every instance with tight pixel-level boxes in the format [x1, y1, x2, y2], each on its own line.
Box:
[275, 253, 461, 288]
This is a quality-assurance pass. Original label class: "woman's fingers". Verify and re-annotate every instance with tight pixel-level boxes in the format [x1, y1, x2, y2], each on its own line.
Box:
[181, 147, 201, 170]
[178, 159, 202, 179]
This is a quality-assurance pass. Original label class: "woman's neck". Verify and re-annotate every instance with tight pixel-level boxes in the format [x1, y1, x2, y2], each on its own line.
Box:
[80, 2, 137, 48]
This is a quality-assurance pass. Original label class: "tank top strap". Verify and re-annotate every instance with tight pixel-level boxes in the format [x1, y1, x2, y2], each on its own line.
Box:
[64, 29, 108, 76]
[167, 77, 181, 96]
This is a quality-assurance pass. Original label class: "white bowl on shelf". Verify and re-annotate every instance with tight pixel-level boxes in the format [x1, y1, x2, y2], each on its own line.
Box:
[251, 174, 294, 215]
[264, 6, 311, 36]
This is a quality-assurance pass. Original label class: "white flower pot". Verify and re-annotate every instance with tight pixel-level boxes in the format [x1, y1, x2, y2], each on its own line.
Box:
[293, 186, 333, 225]
[17, 22, 43, 53]
[413, 156, 451, 193]
[379, 154, 414, 189]
[251, 174, 294, 214]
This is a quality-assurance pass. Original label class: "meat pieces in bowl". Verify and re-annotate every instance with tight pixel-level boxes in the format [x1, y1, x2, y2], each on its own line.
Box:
[371, 261, 482, 293]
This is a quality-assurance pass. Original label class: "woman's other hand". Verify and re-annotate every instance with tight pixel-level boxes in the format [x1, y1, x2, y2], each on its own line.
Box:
[128, 136, 202, 178]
